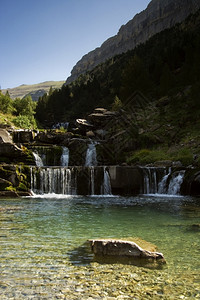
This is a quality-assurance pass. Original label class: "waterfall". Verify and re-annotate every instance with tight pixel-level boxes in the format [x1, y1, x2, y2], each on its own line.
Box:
[33, 152, 44, 167]
[60, 147, 69, 167]
[31, 146, 69, 167]
[142, 167, 159, 194]
[167, 171, 185, 195]
[101, 167, 112, 195]
[90, 167, 95, 195]
[142, 167, 185, 196]
[31, 166, 112, 196]
[31, 167, 77, 195]
[85, 141, 97, 167]
[52, 122, 69, 130]
[158, 168, 171, 194]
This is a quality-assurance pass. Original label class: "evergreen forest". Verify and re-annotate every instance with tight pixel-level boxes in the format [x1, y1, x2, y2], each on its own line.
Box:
[1, 9, 200, 165]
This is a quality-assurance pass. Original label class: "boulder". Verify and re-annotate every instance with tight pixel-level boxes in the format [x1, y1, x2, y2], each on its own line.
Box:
[0, 129, 13, 143]
[76, 119, 93, 130]
[0, 128, 26, 162]
[94, 108, 108, 114]
[35, 131, 74, 146]
[88, 110, 118, 129]
[0, 178, 12, 190]
[0, 143, 23, 158]
[86, 131, 95, 138]
[88, 239, 165, 260]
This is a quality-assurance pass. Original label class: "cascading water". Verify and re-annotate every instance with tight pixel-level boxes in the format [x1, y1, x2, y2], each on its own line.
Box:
[142, 167, 185, 196]
[90, 167, 95, 195]
[101, 167, 112, 195]
[30, 166, 112, 196]
[167, 170, 185, 195]
[142, 167, 161, 194]
[158, 168, 171, 194]
[31, 167, 77, 195]
[60, 147, 69, 167]
[85, 141, 98, 167]
[33, 152, 44, 167]
[85, 142, 98, 195]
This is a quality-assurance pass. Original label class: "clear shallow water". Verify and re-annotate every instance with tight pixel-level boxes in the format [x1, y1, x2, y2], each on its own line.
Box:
[0, 195, 200, 299]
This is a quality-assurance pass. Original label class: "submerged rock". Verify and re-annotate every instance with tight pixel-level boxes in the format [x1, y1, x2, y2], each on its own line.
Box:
[190, 224, 200, 231]
[88, 238, 165, 261]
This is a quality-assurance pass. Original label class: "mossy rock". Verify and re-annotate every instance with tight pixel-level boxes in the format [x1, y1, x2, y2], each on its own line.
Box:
[0, 178, 12, 191]
[5, 185, 16, 192]
[17, 182, 28, 191]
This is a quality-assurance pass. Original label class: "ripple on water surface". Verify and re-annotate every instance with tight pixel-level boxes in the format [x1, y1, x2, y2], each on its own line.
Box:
[0, 195, 199, 299]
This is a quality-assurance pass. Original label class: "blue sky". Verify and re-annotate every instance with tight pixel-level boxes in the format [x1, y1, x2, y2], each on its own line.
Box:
[0, 0, 150, 89]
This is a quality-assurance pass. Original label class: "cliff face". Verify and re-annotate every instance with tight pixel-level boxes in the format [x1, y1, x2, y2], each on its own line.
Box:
[66, 0, 200, 84]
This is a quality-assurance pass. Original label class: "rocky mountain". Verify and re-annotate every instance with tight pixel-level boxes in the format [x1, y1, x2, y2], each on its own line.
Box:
[66, 0, 200, 84]
[2, 81, 65, 101]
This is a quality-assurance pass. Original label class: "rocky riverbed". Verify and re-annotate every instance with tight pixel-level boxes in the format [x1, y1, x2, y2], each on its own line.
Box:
[1, 262, 199, 299]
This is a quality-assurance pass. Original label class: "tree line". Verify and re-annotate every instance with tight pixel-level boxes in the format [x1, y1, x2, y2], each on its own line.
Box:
[36, 9, 200, 127]
[2, 9, 200, 130]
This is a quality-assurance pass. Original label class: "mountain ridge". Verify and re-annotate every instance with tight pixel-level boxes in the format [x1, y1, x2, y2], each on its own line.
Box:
[2, 80, 65, 101]
[66, 0, 200, 84]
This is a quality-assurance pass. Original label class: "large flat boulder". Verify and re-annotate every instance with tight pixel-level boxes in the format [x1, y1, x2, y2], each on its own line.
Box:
[88, 239, 165, 260]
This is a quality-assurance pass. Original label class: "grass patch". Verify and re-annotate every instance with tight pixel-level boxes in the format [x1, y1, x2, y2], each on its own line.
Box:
[126, 149, 168, 165]
[127, 147, 194, 166]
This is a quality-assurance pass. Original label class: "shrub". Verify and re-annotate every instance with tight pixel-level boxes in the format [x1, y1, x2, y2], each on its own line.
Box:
[170, 148, 193, 166]
[13, 115, 37, 129]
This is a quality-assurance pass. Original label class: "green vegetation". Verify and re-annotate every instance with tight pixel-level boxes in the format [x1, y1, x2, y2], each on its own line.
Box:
[0, 165, 31, 192]
[0, 91, 37, 129]
[1, 10, 200, 166]
[33, 9, 200, 165]
[36, 9, 200, 125]
[127, 147, 194, 166]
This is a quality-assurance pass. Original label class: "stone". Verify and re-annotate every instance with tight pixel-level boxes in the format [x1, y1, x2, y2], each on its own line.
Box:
[35, 131, 73, 145]
[76, 119, 93, 130]
[88, 110, 118, 129]
[86, 131, 95, 138]
[0, 129, 33, 164]
[94, 108, 108, 114]
[88, 239, 165, 260]
[0, 178, 12, 190]
[0, 143, 23, 158]
[0, 129, 13, 143]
